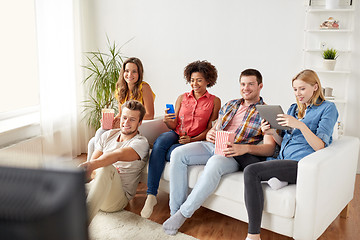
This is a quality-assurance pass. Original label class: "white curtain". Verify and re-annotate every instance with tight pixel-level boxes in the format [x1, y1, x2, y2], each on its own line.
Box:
[35, 0, 83, 160]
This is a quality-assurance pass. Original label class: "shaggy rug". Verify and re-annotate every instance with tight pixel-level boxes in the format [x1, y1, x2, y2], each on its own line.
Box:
[89, 210, 199, 240]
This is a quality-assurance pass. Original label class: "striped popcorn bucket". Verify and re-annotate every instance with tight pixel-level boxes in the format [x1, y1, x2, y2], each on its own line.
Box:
[214, 131, 235, 156]
[101, 109, 115, 130]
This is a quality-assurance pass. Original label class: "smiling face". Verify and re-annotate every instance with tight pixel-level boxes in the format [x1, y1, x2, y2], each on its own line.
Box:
[124, 63, 139, 86]
[239, 75, 263, 105]
[120, 107, 141, 136]
[190, 72, 209, 96]
[292, 79, 318, 106]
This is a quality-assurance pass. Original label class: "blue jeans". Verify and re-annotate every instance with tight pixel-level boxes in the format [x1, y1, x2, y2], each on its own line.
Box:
[147, 131, 182, 196]
[243, 160, 298, 234]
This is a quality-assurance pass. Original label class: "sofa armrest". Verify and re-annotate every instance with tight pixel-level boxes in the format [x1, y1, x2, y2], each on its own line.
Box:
[138, 116, 169, 146]
[293, 136, 359, 240]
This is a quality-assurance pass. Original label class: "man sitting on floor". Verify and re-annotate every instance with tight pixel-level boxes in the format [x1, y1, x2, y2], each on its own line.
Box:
[79, 100, 149, 223]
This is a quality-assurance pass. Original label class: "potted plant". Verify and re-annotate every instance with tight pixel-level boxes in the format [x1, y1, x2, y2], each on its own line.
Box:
[322, 48, 338, 71]
[82, 37, 128, 130]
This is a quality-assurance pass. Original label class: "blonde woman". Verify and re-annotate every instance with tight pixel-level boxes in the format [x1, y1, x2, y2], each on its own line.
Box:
[243, 69, 338, 240]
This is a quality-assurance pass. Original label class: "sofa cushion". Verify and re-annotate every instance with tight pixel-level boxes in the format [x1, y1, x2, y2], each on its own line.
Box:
[143, 158, 296, 219]
[162, 162, 296, 219]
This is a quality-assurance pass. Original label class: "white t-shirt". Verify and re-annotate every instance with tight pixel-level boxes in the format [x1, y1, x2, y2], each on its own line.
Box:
[95, 129, 149, 200]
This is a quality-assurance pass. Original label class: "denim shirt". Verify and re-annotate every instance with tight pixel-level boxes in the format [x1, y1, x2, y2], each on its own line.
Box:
[277, 100, 338, 161]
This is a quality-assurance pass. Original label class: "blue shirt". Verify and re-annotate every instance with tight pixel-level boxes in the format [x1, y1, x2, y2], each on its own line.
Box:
[277, 100, 338, 161]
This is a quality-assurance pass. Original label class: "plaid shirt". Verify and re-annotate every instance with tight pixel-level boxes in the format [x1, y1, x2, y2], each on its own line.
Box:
[218, 97, 264, 144]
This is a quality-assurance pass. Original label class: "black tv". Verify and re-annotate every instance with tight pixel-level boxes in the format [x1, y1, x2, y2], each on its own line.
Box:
[0, 165, 88, 240]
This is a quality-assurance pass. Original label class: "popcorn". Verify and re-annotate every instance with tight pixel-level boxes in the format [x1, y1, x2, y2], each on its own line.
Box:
[101, 109, 115, 130]
[214, 131, 235, 156]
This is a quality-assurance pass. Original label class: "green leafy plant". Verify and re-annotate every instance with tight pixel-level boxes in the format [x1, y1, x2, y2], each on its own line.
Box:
[82, 37, 131, 130]
[322, 48, 338, 60]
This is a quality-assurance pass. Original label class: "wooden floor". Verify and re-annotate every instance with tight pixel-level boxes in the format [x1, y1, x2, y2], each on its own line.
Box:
[78, 154, 360, 240]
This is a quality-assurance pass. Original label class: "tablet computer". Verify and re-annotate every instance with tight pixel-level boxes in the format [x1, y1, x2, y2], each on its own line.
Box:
[255, 105, 292, 130]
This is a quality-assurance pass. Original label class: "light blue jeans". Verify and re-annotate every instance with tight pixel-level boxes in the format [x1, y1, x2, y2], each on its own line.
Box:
[169, 141, 240, 217]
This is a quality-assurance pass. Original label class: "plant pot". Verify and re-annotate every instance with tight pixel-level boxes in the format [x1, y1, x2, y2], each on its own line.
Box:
[323, 59, 336, 71]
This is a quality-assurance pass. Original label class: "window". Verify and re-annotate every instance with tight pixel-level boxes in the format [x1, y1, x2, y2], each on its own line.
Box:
[0, 0, 40, 146]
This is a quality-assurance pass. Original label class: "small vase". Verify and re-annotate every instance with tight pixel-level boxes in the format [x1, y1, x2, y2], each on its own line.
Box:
[323, 59, 336, 71]
[325, 0, 339, 9]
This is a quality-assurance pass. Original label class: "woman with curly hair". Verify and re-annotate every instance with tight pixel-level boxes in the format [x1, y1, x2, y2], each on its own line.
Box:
[141, 60, 221, 218]
[87, 57, 155, 161]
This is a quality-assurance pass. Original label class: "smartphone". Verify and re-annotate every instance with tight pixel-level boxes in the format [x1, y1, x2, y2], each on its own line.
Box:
[166, 104, 175, 119]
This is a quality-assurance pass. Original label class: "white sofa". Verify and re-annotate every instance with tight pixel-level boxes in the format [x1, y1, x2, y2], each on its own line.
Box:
[138, 117, 359, 240]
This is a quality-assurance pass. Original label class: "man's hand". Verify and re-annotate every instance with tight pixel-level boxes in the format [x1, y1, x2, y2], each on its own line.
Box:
[78, 161, 95, 182]
[206, 128, 216, 143]
[222, 142, 248, 158]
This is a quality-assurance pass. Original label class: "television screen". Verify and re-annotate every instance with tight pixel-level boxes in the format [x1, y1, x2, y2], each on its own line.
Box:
[0, 165, 88, 240]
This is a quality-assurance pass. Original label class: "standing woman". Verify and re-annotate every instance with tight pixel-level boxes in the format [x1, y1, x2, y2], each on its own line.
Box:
[243, 69, 338, 240]
[87, 57, 155, 161]
[140, 60, 221, 218]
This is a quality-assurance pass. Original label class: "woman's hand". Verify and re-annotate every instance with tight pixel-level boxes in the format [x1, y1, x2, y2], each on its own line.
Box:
[261, 119, 277, 135]
[276, 114, 303, 129]
[206, 128, 216, 144]
[277, 114, 326, 151]
[179, 135, 191, 144]
[112, 115, 121, 129]
[163, 109, 176, 123]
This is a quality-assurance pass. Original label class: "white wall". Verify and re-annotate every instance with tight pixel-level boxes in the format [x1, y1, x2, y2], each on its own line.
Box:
[81, 0, 304, 111]
[80, 0, 360, 171]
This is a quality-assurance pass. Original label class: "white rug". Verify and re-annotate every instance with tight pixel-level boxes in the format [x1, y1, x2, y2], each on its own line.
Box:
[89, 210, 199, 240]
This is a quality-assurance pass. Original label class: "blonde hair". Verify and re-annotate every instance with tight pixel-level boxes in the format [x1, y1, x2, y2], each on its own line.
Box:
[292, 69, 325, 119]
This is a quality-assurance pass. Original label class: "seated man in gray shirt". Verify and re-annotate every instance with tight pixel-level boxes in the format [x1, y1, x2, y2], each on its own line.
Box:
[79, 100, 150, 223]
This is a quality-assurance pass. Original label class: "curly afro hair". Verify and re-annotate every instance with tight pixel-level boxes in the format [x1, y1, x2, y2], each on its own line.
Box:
[184, 60, 218, 87]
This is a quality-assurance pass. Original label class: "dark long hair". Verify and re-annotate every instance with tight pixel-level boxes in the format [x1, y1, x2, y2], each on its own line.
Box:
[115, 57, 144, 102]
